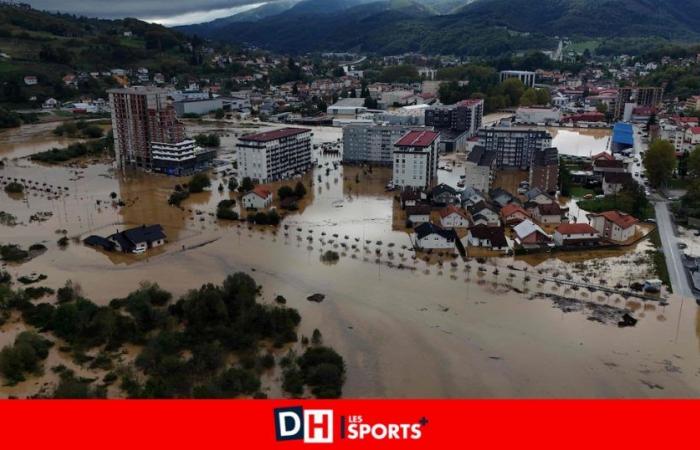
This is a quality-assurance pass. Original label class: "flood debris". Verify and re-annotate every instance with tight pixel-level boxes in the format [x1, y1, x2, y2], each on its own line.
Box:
[307, 293, 325, 303]
[618, 313, 638, 328]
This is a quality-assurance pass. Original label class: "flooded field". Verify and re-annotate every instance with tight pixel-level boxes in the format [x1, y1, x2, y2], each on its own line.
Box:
[2, 120, 699, 398]
[548, 127, 611, 157]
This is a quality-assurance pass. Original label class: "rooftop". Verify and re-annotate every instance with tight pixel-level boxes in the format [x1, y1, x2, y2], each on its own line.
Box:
[239, 127, 310, 142]
[590, 210, 638, 229]
[395, 130, 440, 148]
[556, 223, 598, 235]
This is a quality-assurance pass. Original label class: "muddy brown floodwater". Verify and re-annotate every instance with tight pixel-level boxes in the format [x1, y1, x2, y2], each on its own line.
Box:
[1, 121, 699, 398]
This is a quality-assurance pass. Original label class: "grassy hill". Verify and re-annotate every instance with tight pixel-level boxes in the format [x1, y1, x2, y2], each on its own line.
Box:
[0, 4, 195, 107]
[178, 0, 700, 56]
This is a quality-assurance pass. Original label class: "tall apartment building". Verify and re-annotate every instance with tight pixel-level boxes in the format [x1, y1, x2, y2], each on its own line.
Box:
[342, 123, 424, 165]
[529, 147, 559, 194]
[476, 127, 552, 170]
[464, 145, 497, 192]
[237, 127, 312, 183]
[425, 99, 484, 137]
[499, 70, 536, 88]
[613, 86, 664, 120]
[393, 130, 440, 189]
[108, 86, 185, 169]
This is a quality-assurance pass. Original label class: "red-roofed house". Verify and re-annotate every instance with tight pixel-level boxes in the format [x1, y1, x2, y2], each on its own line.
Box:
[587, 210, 638, 243]
[686, 127, 700, 147]
[393, 130, 440, 189]
[553, 223, 600, 247]
[500, 203, 530, 225]
[242, 187, 273, 209]
[439, 205, 471, 228]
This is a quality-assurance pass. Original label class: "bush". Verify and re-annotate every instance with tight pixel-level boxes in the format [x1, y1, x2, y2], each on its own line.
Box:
[194, 133, 220, 147]
[188, 173, 211, 193]
[0, 331, 53, 385]
[0, 244, 29, 262]
[320, 251, 340, 263]
[168, 190, 190, 206]
[4, 182, 24, 194]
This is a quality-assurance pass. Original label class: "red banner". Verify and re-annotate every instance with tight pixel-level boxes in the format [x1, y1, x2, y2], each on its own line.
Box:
[0, 400, 697, 448]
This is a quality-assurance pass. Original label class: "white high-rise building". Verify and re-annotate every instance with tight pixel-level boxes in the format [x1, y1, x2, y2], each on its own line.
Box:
[392, 130, 440, 189]
[237, 127, 312, 183]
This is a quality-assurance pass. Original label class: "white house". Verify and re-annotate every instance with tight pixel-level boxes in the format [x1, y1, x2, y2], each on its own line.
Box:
[413, 223, 457, 250]
[439, 205, 471, 229]
[553, 223, 600, 247]
[242, 187, 273, 209]
[406, 205, 431, 226]
[532, 202, 566, 225]
[466, 224, 509, 251]
[587, 210, 638, 243]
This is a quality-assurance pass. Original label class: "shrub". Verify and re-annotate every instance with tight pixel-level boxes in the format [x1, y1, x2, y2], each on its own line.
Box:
[188, 173, 211, 193]
[4, 182, 24, 194]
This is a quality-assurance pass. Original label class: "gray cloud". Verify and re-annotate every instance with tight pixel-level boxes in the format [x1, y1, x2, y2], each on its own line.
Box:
[21, 0, 269, 20]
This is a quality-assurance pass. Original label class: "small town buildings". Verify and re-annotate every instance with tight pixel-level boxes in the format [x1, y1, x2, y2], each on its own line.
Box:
[342, 123, 420, 165]
[23, 75, 38, 86]
[242, 187, 273, 209]
[464, 146, 497, 192]
[470, 203, 501, 227]
[513, 220, 553, 250]
[107, 224, 166, 254]
[476, 127, 553, 169]
[460, 186, 485, 208]
[529, 147, 559, 195]
[238, 127, 312, 183]
[413, 222, 458, 250]
[466, 224, 508, 251]
[489, 188, 517, 208]
[587, 210, 638, 243]
[430, 183, 459, 206]
[500, 203, 531, 226]
[400, 188, 425, 208]
[406, 205, 432, 226]
[151, 139, 215, 176]
[553, 223, 600, 247]
[524, 188, 554, 205]
[532, 202, 567, 225]
[499, 70, 536, 88]
[602, 172, 633, 195]
[42, 98, 58, 109]
[424, 99, 484, 139]
[593, 158, 626, 175]
[515, 107, 561, 125]
[439, 205, 471, 228]
[393, 130, 440, 189]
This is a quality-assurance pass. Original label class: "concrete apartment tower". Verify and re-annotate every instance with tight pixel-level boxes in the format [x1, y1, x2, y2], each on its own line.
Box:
[108, 86, 185, 170]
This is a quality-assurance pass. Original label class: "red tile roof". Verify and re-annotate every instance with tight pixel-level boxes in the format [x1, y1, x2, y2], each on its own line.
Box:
[394, 130, 440, 148]
[690, 127, 700, 135]
[455, 99, 483, 107]
[239, 127, 310, 142]
[438, 204, 469, 220]
[592, 210, 638, 229]
[500, 203, 529, 218]
[248, 186, 272, 199]
[556, 223, 598, 235]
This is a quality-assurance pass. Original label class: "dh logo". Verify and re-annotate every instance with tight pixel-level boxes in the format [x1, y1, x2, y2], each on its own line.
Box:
[274, 407, 334, 443]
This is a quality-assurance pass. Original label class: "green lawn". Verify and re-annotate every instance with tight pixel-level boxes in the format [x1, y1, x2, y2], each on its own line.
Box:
[569, 186, 595, 198]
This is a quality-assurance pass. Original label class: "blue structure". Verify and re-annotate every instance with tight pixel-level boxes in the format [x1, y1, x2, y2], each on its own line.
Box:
[611, 122, 634, 153]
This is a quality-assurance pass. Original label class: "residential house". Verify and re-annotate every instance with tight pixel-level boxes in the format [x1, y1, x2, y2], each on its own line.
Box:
[489, 188, 516, 208]
[400, 188, 425, 209]
[466, 225, 508, 252]
[108, 224, 166, 254]
[413, 223, 458, 250]
[513, 220, 553, 250]
[439, 205, 471, 229]
[23, 75, 38, 86]
[460, 186, 485, 208]
[500, 204, 531, 226]
[587, 210, 639, 243]
[553, 223, 600, 247]
[524, 188, 554, 205]
[406, 205, 432, 226]
[464, 146, 497, 192]
[532, 202, 567, 225]
[469, 202, 501, 227]
[593, 158, 625, 176]
[242, 187, 273, 209]
[430, 183, 459, 206]
[602, 172, 633, 195]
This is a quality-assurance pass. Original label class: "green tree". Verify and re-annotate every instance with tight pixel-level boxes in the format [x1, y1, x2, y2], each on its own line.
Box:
[687, 145, 700, 178]
[643, 140, 677, 188]
[519, 88, 539, 106]
[501, 78, 525, 107]
[188, 173, 211, 193]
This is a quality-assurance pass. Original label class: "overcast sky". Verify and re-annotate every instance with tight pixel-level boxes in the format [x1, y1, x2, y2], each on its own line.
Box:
[22, 0, 272, 25]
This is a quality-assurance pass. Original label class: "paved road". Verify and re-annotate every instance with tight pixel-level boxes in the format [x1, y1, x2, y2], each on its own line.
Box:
[654, 201, 694, 298]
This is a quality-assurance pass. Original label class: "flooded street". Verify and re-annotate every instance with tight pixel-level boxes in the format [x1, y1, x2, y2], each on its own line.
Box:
[2, 121, 699, 398]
